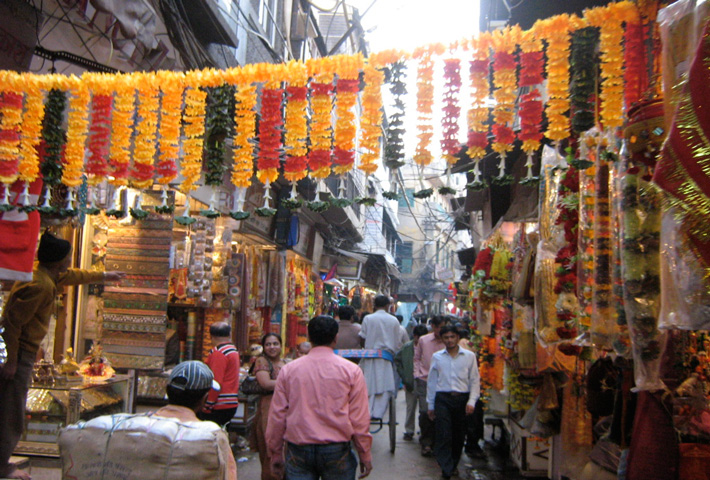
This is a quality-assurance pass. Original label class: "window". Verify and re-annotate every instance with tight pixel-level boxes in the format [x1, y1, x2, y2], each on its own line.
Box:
[397, 241, 413, 274]
[398, 188, 414, 209]
[258, 0, 279, 45]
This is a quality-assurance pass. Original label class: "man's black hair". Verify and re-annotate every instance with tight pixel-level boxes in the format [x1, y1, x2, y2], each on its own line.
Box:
[210, 322, 231, 338]
[413, 324, 429, 337]
[439, 325, 461, 338]
[338, 305, 355, 321]
[308, 315, 339, 346]
[396, 314, 404, 324]
[166, 384, 211, 410]
[429, 315, 446, 326]
[374, 294, 391, 309]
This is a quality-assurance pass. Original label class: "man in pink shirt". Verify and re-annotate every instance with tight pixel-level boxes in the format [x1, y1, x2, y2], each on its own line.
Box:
[266, 315, 373, 479]
[413, 315, 447, 456]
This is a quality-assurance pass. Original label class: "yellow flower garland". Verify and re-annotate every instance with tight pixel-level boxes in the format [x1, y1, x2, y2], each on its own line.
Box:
[309, 70, 334, 179]
[62, 78, 90, 189]
[180, 79, 207, 193]
[109, 75, 135, 187]
[414, 53, 434, 167]
[491, 26, 520, 156]
[518, 29, 543, 154]
[333, 54, 363, 175]
[283, 61, 309, 182]
[0, 87, 23, 185]
[231, 84, 257, 189]
[359, 62, 384, 176]
[157, 71, 184, 185]
[132, 73, 159, 189]
[18, 76, 45, 183]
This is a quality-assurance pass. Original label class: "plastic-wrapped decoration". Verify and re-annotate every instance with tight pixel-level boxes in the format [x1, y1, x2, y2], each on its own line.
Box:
[0, 326, 6, 366]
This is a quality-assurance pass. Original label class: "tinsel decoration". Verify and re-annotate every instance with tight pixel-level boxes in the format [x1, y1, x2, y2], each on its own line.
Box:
[384, 61, 407, 169]
[570, 26, 600, 134]
[85, 94, 112, 185]
[308, 75, 334, 179]
[441, 58, 462, 166]
[358, 63, 384, 176]
[283, 62, 309, 183]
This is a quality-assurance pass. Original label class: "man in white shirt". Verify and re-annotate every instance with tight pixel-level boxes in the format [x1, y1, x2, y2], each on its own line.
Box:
[427, 325, 481, 480]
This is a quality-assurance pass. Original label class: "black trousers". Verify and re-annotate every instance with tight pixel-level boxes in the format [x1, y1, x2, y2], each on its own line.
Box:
[199, 407, 237, 428]
[465, 399, 484, 451]
[434, 392, 468, 477]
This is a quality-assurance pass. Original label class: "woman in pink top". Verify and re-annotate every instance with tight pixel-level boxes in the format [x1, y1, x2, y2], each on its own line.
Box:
[250, 333, 286, 480]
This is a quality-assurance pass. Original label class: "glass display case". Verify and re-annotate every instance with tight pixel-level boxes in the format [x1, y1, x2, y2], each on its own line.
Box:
[15, 374, 134, 457]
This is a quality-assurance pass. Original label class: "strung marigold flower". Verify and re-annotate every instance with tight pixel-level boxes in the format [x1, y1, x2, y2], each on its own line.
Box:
[333, 77, 360, 175]
[359, 62, 384, 176]
[231, 84, 257, 189]
[441, 58, 462, 165]
[62, 79, 90, 189]
[157, 71, 184, 185]
[180, 83, 208, 193]
[284, 61, 309, 183]
[18, 77, 46, 183]
[0, 90, 24, 184]
[131, 74, 159, 189]
[109, 75, 136, 186]
[466, 34, 492, 161]
[518, 29, 544, 156]
[85, 93, 112, 185]
[308, 75, 334, 179]
[414, 53, 435, 167]
[490, 26, 520, 156]
[623, 19, 644, 111]
[256, 87, 283, 185]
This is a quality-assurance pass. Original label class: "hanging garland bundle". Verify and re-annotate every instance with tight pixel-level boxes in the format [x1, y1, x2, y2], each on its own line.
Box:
[536, 14, 577, 143]
[0, 91, 23, 185]
[131, 74, 160, 189]
[333, 56, 362, 175]
[518, 29, 544, 183]
[179, 82, 208, 193]
[358, 63, 384, 176]
[308, 74, 334, 179]
[466, 35, 491, 188]
[256, 85, 283, 185]
[586, 2, 639, 129]
[61, 80, 90, 190]
[570, 26, 600, 134]
[384, 60, 407, 169]
[109, 78, 135, 187]
[231, 84, 257, 189]
[491, 26, 520, 182]
[18, 78, 45, 185]
[623, 17, 644, 111]
[39, 89, 66, 191]
[156, 72, 184, 185]
[204, 84, 235, 187]
[441, 58, 462, 166]
[283, 62, 309, 183]
[414, 52, 435, 168]
[85, 94, 112, 185]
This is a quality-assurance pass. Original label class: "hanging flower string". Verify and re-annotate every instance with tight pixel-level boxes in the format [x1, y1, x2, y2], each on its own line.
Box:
[466, 35, 491, 188]
[132, 74, 159, 189]
[18, 77, 45, 185]
[623, 18, 644, 111]
[283, 62, 309, 184]
[384, 60, 407, 169]
[333, 55, 363, 175]
[491, 26, 520, 182]
[308, 74, 334, 180]
[85, 93, 112, 185]
[518, 29, 544, 183]
[441, 58, 462, 168]
[179, 81, 208, 193]
[109, 77, 135, 188]
[0, 91, 23, 186]
[256, 85, 283, 186]
[358, 62, 384, 176]
[62, 80, 90, 190]
[413, 44, 443, 168]
[231, 84, 257, 190]
[570, 26, 599, 134]
[156, 71, 184, 186]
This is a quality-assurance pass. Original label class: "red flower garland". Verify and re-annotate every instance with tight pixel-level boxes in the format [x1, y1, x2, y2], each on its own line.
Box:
[333, 78, 360, 173]
[283, 85, 308, 182]
[519, 51, 544, 86]
[518, 91, 543, 146]
[308, 82, 334, 178]
[441, 59, 462, 164]
[256, 88, 283, 184]
[624, 20, 645, 111]
[85, 94, 112, 184]
[466, 58, 490, 159]
[0, 92, 23, 183]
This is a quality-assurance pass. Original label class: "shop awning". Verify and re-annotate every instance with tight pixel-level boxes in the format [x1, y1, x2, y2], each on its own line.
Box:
[332, 248, 369, 264]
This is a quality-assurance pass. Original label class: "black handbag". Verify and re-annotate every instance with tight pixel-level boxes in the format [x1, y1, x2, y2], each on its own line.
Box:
[239, 358, 274, 395]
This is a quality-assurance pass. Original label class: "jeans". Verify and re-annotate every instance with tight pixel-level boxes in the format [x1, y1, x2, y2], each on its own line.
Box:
[285, 442, 358, 480]
[433, 392, 468, 477]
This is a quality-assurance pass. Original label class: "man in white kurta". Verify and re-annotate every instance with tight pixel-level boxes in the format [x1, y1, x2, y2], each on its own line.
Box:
[359, 295, 404, 419]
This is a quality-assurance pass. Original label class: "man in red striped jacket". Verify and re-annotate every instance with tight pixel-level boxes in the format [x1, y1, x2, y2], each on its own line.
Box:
[201, 322, 240, 428]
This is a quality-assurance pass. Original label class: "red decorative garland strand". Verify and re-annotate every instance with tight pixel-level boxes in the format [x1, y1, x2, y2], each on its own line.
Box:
[86, 94, 112, 183]
[0, 92, 23, 183]
[441, 59, 462, 164]
[256, 88, 283, 184]
[624, 20, 645, 111]
[333, 78, 360, 173]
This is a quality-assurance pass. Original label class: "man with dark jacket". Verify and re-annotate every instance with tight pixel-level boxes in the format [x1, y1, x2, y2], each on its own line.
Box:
[395, 324, 429, 441]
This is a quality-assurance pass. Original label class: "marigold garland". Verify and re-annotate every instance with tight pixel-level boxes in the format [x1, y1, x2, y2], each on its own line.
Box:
[180, 84, 208, 193]
[131, 74, 160, 189]
[414, 53, 435, 167]
[491, 27, 520, 178]
[466, 35, 492, 184]
[308, 75, 334, 179]
[623, 19, 644, 111]
[333, 75, 360, 175]
[283, 62, 309, 183]
[157, 71, 184, 185]
[0, 91, 23, 184]
[256, 87, 283, 185]
[518, 29, 544, 161]
[109, 77, 135, 187]
[85, 94, 112, 185]
[18, 78, 45, 183]
[359, 63, 384, 176]
[441, 58, 462, 165]
[231, 84, 257, 189]
[62, 80, 90, 189]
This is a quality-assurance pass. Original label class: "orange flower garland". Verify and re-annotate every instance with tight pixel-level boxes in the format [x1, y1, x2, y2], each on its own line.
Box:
[491, 26, 520, 177]
[284, 62, 309, 183]
[180, 82, 208, 193]
[0, 90, 23, 185]
[441, 58, 462, 166]
[359, 62, 384, 176]
[157, 71, 184, 185]
[18, 77, 45, 183]
[536, 14, 576, 142]
[333, 55, 363, 175]
[413, 53, 434, 168]
[586, 2, 639, 129]
[308, 72, 334, 179]
[518, 29, 545, 180]
[62, 79, 90, 189]
[109, 76, 135, 187]
[466, 35, 492, 185]
[131, 74, 159, 189]
[231, 84, 257, 189]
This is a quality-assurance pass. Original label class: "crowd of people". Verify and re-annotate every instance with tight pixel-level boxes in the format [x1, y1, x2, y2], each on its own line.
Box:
[0, 231, 480, 480]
